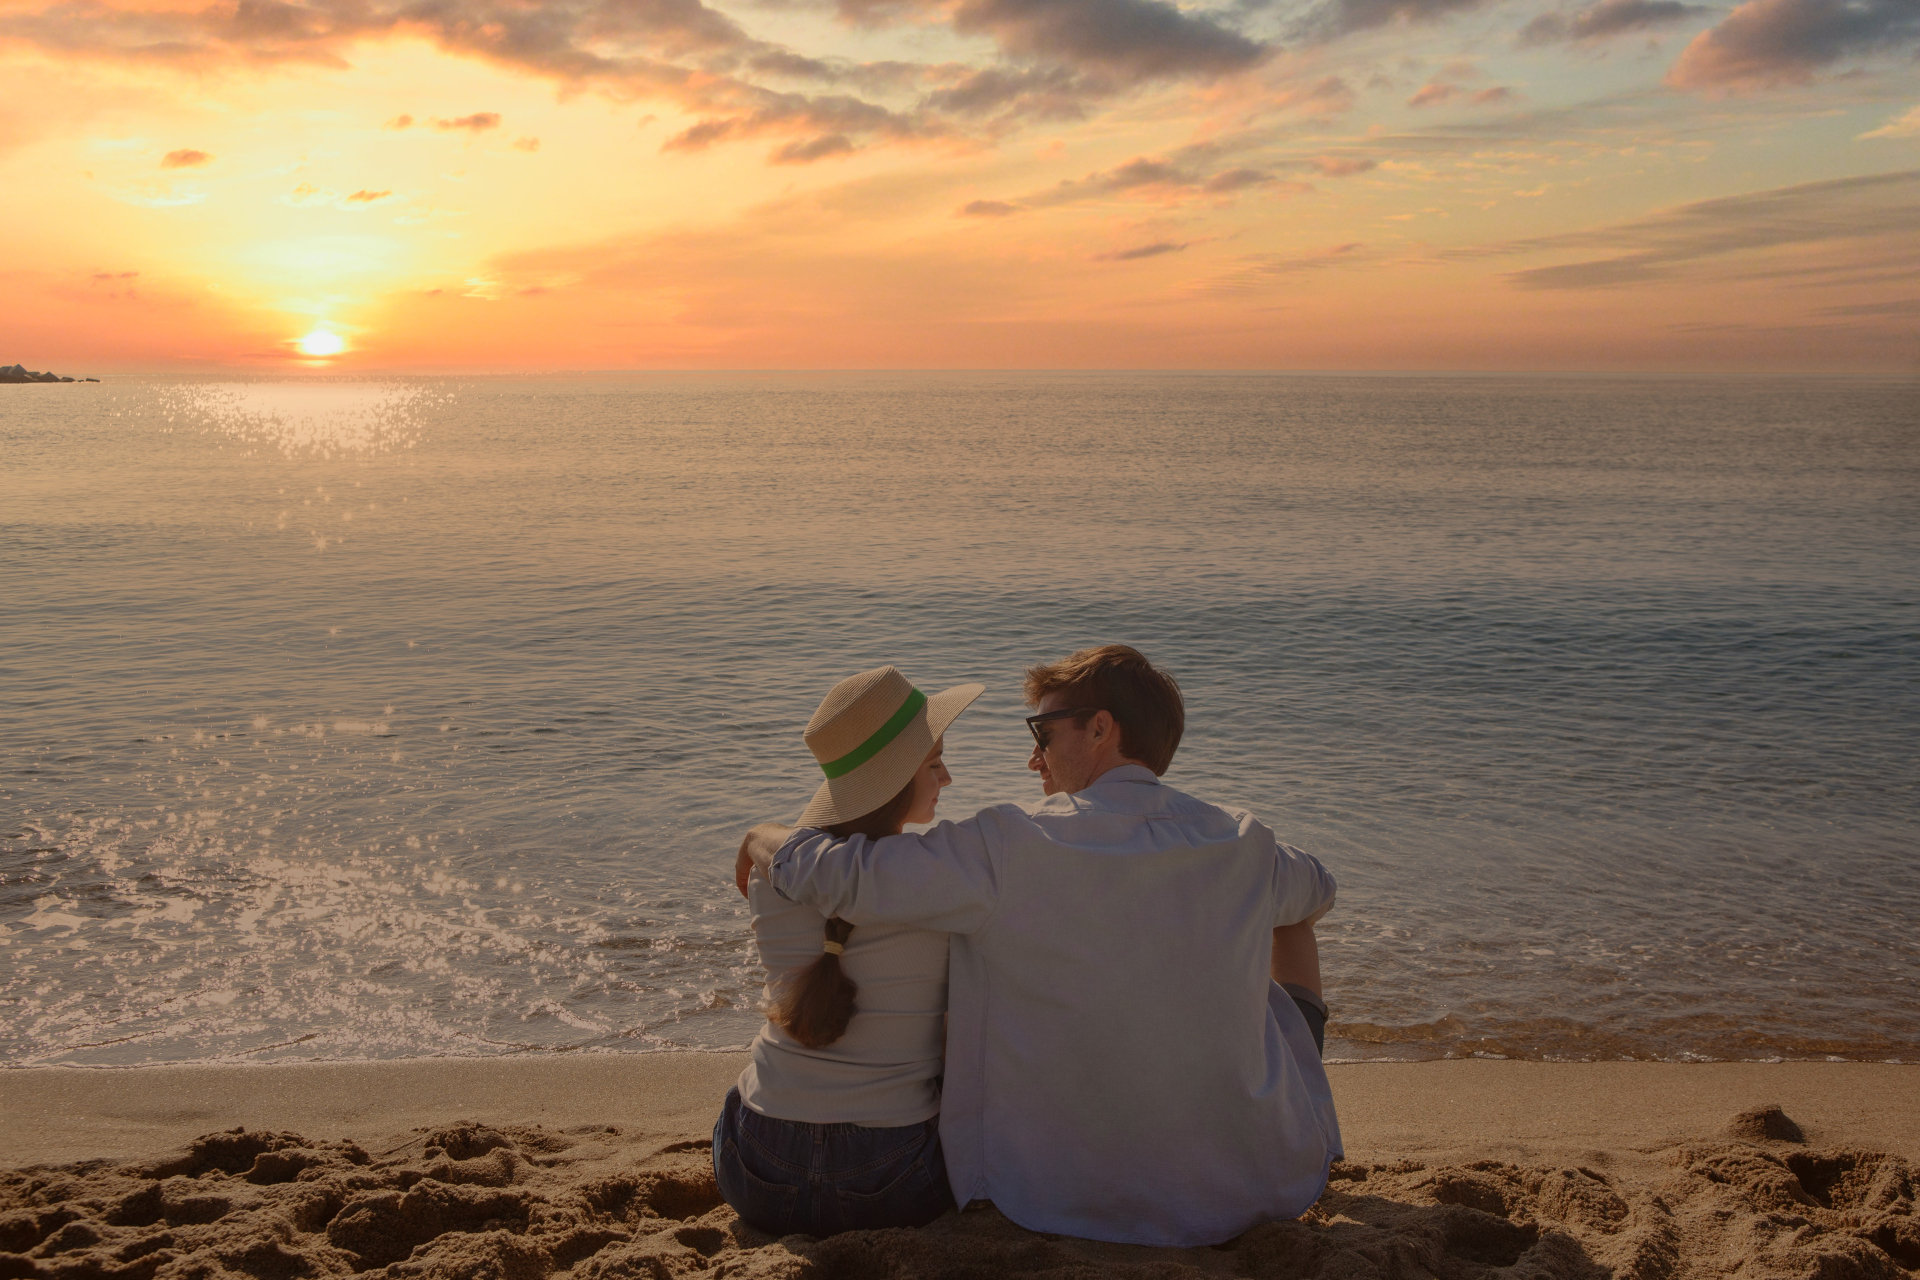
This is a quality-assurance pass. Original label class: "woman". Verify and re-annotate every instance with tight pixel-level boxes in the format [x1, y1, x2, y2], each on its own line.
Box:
[714, 665, 983, 1237]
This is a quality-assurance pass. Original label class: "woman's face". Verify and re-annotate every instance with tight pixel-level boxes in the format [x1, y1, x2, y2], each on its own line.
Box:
[902, 738, 951, 826]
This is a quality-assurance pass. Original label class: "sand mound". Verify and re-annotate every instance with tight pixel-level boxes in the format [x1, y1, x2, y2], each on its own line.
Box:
[2, 1115, 1912, 1279]
[1728, 1103, 1808, 1144]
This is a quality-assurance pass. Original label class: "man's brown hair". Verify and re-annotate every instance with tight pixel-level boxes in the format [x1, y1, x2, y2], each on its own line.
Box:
[1023, 644, 1184, 775]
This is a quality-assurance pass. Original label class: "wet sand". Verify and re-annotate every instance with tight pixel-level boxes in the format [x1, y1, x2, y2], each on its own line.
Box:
[3, 1057, 1915, 1277]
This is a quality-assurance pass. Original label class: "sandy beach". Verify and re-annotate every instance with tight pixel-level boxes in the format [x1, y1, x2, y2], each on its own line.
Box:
[3, 1057, 1914, 1278]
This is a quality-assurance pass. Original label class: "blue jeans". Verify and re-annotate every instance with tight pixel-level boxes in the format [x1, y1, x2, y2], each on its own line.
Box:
[1282, 984, 1328, 1056]
[711, 1087, 954, 1237]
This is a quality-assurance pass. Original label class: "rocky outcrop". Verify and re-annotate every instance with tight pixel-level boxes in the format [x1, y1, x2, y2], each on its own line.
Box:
[0, 364, 97, 383]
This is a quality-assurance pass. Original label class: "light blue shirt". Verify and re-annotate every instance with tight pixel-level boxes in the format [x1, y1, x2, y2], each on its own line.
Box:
[767, 764, 1342, 1247]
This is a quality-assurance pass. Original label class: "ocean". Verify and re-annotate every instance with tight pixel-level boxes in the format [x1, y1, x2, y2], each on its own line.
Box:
[3, 372, 1915, 1067]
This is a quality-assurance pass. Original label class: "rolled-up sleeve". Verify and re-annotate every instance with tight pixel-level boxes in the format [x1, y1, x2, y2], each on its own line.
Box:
[1274, 841, 1336, 926]
[767, 814, 1001, 935]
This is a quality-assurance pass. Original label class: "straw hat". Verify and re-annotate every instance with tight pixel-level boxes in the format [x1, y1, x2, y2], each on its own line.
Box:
[798, 667, 984, 827]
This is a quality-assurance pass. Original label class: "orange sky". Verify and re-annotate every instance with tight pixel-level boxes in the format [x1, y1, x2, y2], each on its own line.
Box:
[1, 0, 1916, 370]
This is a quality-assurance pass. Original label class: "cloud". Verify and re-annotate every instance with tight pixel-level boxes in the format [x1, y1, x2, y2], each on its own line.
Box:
[1518, 0, 1707, 45]
[919, 65, 1096, 123]
[1818, 297, 1920, 316]
[1295, 0, 1489, 39]
[1196, 241, 1365, 293]
[12, 0, 349, 69]
[1484, 169, 1920, 288]
[513, 136, 542, 151]
[664, 117, 740, 150]
[989, 152, 1312, 210]
[1204, 167, 1273, 191]
[747, 49, 837, 79]
[1272, 75, 1357, 115]
[1859, 104, 1920, 138]
[950, 0, 1270, 80]
[833, 0, 918, 26]
[1310, 155, 1377, 175]
[4, 0, 1269, 169]
[581, 0, 753, 55]
[771, 133, 855, 162]
[1666, 0, 1920, 90]
[1095, 240, 1187, 260]
[434, 112, 501, 131]
[1277, 241, 1363, 266]
[160, 148, 211, 167]
[663, 91, 931, 159]
[283, 182, 400, 208]
[1408, 82, 1511, 106]
[1051, 154, 1191, 196]
[3, 0, 749, 108]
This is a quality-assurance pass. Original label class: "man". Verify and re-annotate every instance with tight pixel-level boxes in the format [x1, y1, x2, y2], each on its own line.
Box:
[738, 644, 1339, 1247]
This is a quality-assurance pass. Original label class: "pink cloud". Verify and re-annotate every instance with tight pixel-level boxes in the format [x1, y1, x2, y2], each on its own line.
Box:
[434, 112, 501, 132]
[1667, 0, 1920, 90]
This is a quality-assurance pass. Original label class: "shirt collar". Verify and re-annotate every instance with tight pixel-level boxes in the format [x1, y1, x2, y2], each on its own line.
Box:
[1087, 763, 1159, 788]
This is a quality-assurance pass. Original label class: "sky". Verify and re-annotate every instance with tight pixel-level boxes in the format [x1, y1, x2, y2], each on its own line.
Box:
[1, 0, 1916, 369]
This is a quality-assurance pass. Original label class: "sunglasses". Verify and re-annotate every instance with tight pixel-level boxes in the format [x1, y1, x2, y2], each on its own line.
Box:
[1025, 707, 1099, 749]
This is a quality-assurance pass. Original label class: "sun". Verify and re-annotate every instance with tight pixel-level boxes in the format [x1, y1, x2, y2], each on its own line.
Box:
[296, 329, 347, 357]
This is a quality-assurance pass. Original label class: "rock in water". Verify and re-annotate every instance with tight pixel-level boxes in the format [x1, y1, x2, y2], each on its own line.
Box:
[1, 363, 90, 383]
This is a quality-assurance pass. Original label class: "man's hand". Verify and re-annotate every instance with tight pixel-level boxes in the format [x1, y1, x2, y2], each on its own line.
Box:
[735, 823, 797, 898]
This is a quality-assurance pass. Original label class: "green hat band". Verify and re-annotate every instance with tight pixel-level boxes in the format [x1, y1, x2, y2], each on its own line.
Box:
[820, 687, 927, 779]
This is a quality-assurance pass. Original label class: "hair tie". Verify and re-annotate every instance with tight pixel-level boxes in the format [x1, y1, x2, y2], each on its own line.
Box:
[822, 940, 845, 956]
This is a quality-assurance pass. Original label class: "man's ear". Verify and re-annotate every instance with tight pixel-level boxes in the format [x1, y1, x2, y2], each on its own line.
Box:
[1091, 709, 1116, 743]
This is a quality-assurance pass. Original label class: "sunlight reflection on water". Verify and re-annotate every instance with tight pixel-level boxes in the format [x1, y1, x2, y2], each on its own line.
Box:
[163, 382, 445, 458]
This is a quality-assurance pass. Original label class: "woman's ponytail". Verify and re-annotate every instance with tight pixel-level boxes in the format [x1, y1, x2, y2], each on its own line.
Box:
[771, 917, 857, 1048]
[766, 776, 919, 1049]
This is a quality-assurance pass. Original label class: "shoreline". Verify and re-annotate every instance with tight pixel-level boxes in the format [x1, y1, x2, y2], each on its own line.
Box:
[4, 1054, 1915, 1168]
[4, 1058, 1914, 1278]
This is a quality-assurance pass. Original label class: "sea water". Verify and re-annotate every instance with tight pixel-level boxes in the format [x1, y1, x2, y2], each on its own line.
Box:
[2, 372, 1915, 1066]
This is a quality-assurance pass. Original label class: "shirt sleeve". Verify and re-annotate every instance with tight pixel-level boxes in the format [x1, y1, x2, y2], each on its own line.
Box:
[1274, 840, 1337, 927]
[766, 813, 1001, 935]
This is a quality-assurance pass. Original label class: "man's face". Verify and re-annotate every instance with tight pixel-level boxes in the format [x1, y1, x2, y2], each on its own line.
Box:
[1026, 691, 1098, 796]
